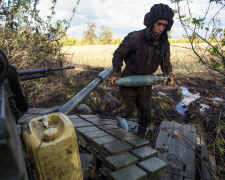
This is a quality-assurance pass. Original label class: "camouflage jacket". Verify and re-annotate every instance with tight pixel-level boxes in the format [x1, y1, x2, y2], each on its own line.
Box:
[112, 29, 172, 78]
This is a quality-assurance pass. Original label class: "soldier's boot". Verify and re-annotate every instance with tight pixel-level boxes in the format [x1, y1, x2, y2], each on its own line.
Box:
[99, 92, 116, 111]
[136, 125, 147, 138]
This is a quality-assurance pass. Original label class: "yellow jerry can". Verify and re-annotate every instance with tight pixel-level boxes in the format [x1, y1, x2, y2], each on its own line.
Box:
[21, 112, 83, 180]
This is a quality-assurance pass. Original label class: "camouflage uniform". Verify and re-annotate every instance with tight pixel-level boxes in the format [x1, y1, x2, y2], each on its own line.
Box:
[112, 28, 172, 127]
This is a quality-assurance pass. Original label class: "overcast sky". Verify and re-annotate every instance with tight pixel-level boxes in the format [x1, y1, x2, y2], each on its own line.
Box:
[38, 0, 225, 39]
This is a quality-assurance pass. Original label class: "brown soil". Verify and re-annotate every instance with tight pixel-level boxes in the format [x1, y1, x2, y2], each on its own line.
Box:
[27, 63, 224, 133]
[26, 63, 225, 177]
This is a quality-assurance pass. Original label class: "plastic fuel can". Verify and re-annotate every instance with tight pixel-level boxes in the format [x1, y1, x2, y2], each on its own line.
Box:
[21, 112, 83, 180]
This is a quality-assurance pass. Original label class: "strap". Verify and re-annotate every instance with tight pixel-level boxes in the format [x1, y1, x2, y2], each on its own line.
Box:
[155, 43, 166, 77]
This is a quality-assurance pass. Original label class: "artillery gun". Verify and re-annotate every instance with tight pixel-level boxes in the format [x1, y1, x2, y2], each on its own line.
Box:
[0, 50, 215, 180]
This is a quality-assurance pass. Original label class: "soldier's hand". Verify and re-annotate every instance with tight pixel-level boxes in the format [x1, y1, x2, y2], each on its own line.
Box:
[111, 77, 119, 87]
[166, 76, 173, 86]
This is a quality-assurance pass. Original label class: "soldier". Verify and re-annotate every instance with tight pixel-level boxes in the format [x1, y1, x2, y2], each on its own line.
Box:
[102, 4, 174, 138]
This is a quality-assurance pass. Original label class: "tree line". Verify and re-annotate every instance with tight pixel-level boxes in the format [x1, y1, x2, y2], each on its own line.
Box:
[61, 21, 122, 46]
[61, 21, 221, 46]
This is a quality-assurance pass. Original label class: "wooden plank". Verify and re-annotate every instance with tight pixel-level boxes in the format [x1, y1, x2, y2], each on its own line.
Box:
[39, 106, 60, 114]
[196, 132, 216, 180]
[66, 115, 81, 119]
[26, 108, 47, 114]
[78, 115, 99, 119]
[19, 114, 41, 124]
[155, 121, 196, 180]
[73, 122, 93, 128]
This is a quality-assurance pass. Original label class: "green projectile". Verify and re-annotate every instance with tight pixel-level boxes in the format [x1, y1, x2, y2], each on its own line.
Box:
[115, 74, 168, 87]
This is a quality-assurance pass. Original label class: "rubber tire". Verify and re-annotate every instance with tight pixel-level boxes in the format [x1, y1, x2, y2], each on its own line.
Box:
[0, 50, 9, 82]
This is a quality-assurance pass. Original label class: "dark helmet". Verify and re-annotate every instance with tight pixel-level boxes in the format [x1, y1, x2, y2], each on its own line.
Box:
[144, 4, 174, 31]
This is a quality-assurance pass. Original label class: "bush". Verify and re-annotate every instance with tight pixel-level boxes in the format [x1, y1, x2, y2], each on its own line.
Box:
[0, 0, 79, 69]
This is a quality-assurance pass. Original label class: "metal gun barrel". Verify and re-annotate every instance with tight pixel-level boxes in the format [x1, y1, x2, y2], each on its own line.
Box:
[20, 73, 53, 81]
[59, 66, 113, 115]
[17, 65, 75, 76]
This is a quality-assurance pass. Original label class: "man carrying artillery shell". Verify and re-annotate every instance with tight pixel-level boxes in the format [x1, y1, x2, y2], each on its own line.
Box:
[102, 4, 174, 138]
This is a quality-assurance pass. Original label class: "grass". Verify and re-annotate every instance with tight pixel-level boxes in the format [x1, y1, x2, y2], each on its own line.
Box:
[62, 43, 209, 74]
[62, 45, 118, 68]
[62, 43, 215, 77]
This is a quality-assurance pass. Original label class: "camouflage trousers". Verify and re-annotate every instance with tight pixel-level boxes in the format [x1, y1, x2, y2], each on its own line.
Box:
[111, 86, 152, 127]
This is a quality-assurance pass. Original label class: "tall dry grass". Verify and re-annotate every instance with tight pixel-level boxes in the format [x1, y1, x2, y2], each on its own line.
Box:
[62, 43, 209, 69]
[62, 45, 117, 68]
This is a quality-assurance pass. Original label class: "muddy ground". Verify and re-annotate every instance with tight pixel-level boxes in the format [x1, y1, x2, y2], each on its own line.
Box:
[27, 63, 224, 144]
[25, 63, 224, 176]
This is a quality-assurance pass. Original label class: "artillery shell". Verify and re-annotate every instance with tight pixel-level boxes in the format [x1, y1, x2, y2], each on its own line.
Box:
[115, 74, 167, 87]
